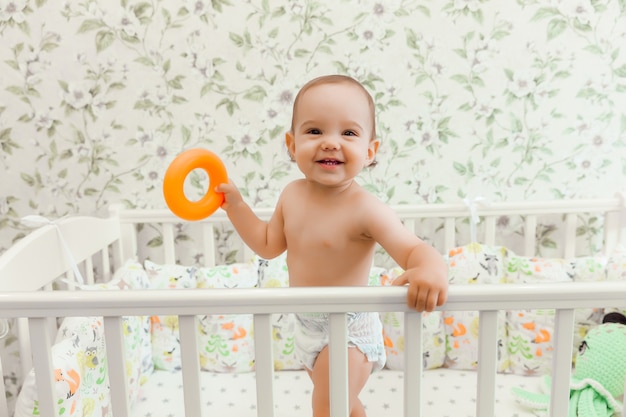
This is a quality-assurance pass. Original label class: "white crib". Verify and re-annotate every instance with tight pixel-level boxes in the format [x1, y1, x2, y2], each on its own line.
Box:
[0, 197, 625, 417]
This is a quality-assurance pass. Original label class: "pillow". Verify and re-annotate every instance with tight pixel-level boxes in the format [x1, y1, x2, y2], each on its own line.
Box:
[368, 266, 390, 286]
[443, 243, 509, 372]
[504, 255, 571, 284]
[79, 260, 153, 377]
[54, 317, 112, 406]
[196, 262, 258, 289]
[54, 315, 143, 408]
[17, 312, 138, 417]
[380, 266, 446, 371]
[195, 262, 257, 373]
[197, 314, 255, 373]
[111, 258, 151, 289]
[447, 243, 507, 285]
[14, 338, 89, 417]
[256, 252, 288, 288]
[144, 259, 196, 289]
[54, 314, 143, 411]
[504, 254, 571, 375]
[144, 260, 196, 371]
[606, 246, 626, 281]
[567, 255, 608, 282]
[505, 253, 610, 372]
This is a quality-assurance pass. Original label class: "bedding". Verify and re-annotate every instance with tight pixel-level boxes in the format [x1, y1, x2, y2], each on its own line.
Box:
[13, 243, 626, 417]
[133, 368, 534, 417]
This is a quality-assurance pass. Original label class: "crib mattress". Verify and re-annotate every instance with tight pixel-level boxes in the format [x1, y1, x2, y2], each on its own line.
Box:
[134, 368, 537, 417]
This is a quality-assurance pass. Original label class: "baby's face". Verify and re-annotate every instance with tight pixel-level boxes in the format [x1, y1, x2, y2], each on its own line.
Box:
[287, 82, 378, 188]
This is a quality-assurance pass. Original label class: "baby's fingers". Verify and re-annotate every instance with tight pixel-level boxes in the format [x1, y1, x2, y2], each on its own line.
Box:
[414, 286, 441, 312]
[215, 181, 233, 193]
[391, 274, 427, 312]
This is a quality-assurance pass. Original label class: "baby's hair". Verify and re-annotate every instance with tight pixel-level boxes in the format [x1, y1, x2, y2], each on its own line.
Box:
[288, 74, 378, 167]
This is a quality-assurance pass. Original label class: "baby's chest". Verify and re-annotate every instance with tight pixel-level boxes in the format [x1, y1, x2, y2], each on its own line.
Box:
[284, 213, 366, 249]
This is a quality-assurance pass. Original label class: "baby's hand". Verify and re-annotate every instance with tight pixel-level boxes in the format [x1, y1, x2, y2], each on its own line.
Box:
[215, 181, 244, 211]
[392, 267, 448, 312]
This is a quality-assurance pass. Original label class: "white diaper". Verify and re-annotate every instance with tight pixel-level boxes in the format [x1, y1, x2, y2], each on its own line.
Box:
[294, 312, 386, 372]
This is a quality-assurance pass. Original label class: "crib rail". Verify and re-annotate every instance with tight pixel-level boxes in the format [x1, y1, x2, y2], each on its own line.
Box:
[2, 282, 625, 417]
[112, 196, 626, 264]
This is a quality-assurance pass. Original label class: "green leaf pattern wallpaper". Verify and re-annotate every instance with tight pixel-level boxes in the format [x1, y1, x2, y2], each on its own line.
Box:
[1, 1, 625, 252]
[0, 0, 625, 407]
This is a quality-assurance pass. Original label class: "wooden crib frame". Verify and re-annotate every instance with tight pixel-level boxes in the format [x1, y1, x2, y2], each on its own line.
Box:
[1, 197, 626, 417]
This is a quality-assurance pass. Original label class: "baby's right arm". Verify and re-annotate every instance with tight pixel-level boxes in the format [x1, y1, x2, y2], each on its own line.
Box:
[216, 181, 286, 259]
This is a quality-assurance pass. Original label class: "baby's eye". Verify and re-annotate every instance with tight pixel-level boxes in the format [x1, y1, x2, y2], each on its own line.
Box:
[343, 130, 357, 136]
[307, 128, 321, 135]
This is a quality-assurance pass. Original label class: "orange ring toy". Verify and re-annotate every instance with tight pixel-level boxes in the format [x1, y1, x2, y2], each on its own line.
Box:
[163, 148, 228, 221]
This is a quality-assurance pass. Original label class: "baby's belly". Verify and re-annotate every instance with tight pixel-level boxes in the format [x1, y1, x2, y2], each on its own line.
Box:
[285, 247, 375, 287]
[288, 269, 369, 287]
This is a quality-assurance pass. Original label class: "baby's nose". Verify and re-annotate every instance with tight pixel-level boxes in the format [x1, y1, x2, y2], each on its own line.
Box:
[321, 136, 340, 150]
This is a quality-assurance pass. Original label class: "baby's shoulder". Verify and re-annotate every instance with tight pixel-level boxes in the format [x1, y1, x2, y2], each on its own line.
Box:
[351, 188, 397, 221]
[280, 179, 306, 196]
[276, 180, 307, 206]
[351, 185, 385, 207]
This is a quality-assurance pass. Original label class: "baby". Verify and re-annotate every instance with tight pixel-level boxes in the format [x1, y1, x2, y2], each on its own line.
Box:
[218, 74, 448, 417]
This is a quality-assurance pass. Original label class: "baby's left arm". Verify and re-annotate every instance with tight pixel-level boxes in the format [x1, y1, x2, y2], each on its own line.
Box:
[390, 244, 448, 312]
[366, 201, 448, 312]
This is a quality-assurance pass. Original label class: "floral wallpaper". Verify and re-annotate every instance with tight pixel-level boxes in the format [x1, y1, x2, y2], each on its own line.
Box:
[1, 0, 625, 253]
[0, 0, 625, 410]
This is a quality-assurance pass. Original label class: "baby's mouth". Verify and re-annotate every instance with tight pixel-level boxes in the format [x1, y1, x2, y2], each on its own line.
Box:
[317, 159, 343, 165]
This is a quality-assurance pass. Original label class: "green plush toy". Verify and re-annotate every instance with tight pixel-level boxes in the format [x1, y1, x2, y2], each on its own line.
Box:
[512, 312, 626, 417]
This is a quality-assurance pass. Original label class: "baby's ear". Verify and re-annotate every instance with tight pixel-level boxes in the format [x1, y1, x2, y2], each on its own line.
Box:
[285, 132, 295, 161]
[602, 311, 626, 325]
[366, 139, 380, 164]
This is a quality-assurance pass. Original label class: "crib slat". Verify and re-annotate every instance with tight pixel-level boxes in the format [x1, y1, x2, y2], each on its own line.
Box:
[85, 256, 94, 284]
[102, 245, 111, 281]
[179, 315, 202, 417]
[254, 314, 275, 417]
[119, 222, 138, 261]
[524, 215, 537, 256]
[563, 213, 577, 258]
[162, 224, 176, 264]
[64, 270, 75, 290]
[202, 224, 216, 267]
[476, 310, 498, 417]
[603, 210, 621, 256]
[549, 309, 575, 417]
[17, 318, 32, 378]
[29, 317, 57, 417]
[329, 313, 349, 417]
[103, 316, 131, 417]
[403, 312, 422, 417]
[484, 216, 496, 246]
[444, 217, 456, 252]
